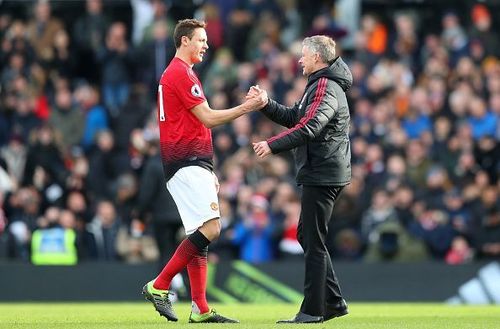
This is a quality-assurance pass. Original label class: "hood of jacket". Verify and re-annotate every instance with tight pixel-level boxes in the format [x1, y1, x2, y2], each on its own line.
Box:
[306, 56, 353, 92]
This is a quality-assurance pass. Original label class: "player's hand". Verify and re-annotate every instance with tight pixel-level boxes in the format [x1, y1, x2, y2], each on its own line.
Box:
[245, 86, 268, 110]
[246, 85, 261, 99]
[252, 141, 272, 158]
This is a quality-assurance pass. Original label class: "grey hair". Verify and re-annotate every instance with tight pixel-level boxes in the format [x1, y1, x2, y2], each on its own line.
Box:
[302, 35, 336, 64]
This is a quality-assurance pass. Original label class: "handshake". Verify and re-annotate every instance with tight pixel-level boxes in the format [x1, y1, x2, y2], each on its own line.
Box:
[244, 85, 268, 111]
[243, 85, 273, 159]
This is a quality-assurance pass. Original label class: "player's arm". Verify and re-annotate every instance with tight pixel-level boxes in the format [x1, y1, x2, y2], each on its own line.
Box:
[191, 96, 266, 128]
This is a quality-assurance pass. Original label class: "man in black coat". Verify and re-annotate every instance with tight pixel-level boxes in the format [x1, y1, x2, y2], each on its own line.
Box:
[251, 35, 352, 323]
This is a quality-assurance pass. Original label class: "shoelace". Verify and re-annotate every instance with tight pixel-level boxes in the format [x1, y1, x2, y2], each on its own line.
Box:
[209, 310, 230, 322]
[153, 291, 174, 309]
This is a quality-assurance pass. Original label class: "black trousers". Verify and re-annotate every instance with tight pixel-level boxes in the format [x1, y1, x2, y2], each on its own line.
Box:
[153, 222, 183, 271]
[297, 185, 344, 317]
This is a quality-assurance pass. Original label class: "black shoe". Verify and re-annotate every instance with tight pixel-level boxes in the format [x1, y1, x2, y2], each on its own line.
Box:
[189, 309, 239, 323]
[276, 312, 323, 324]
[142, 281, 178, 322]
[324, 299, 348, 321]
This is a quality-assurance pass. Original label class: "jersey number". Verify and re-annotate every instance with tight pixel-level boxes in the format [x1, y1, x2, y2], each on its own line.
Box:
[158, 85, 166, 121]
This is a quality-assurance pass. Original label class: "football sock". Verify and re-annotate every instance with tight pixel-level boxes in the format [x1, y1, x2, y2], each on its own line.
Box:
[153, 230, 210, 290]
[187, 246, 209, 314]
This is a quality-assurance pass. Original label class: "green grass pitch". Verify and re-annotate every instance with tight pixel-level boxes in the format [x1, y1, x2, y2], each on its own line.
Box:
[1, 302, 499, 329]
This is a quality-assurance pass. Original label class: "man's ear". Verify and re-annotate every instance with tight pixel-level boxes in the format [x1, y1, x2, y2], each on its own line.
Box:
[181, 35, 189, 46]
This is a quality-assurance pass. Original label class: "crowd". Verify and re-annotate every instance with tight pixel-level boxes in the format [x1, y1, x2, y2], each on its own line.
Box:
[0, 0, 499, 266]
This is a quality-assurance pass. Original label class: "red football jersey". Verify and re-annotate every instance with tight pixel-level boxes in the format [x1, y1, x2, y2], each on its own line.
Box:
[157, 57, 214, 181]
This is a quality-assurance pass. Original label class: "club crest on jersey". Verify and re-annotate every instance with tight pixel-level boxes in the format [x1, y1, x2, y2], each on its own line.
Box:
[191, 84, 202, 98]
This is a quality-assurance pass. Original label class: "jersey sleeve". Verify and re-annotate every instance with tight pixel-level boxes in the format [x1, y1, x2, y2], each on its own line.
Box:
[173, 67, 207, 110]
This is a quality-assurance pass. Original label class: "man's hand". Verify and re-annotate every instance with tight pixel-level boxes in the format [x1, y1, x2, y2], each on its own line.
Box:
[244, 85, 268, 110]
[246, 85, 261, 98]
[253, 141, 272, 158]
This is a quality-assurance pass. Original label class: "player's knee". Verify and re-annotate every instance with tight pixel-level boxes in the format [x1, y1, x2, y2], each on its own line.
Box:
[209, 219, 221, 239]
[199, 218, 221, 241]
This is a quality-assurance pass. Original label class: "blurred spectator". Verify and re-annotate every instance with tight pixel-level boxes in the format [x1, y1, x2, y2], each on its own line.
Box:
[135, 0, 174, 46]
[65, 190, 91, 223]
[0, 190, 7, 256]
[232, 194, 275, 263]
[31, 206, 78, 265]
[9, 93, 42, 144]
[116, 224, 159, 264]
[405, 140, 432, 191]
[473, 186, 500, 259]
[111, 85, 151, 152]
[87, 130, 129, 201]
[23, 125, 67, 187]
[466, 96, 497, 141]
[196, 2, 224, 51]
[130, 0, 155, 46]
[445, 236, 473, 265]
[114, 172, 137, 227]
[203, 48, 238, 96]
[1, 134, 27, 187]
[74, 84, 109, 151]
[0, 161, 12, 195]
[226, 2, 253, 61]
[441, 11, 468, 65]
[443, 189, 473, 238]
[47, 29, 76, 80]
[97, 22, 134, 117]
[5, 187, 42, 260]
[355, 13, 387, 66]
[390, 13, 419, 68]
[26, 0, 64, 63]
[364, 220, 428, 262]
[72, 0, 110, 82]
[48, 86, 84, 154]
[361, 189, 399, 242]
[422, 166, 449, 210]
[85, 200, 121, 260]
[137, 19, 175, 95]
[409, 208, 456, 259]
[468, 4, 500, 58]
[278, 197, 302, 259]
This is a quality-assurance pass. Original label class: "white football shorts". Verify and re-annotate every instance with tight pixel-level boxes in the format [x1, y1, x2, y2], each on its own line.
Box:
[166, 166, 220, 235]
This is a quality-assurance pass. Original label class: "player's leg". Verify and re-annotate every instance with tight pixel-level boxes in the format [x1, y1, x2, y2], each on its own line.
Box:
[174, 168, 237, 323]
[186, 220, 238, 323]
[185, 216, 219, 316]
[143, 167, 214, 321]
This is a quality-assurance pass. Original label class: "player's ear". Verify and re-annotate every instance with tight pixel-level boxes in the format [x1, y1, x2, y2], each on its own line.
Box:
[181, 35, 189, 46]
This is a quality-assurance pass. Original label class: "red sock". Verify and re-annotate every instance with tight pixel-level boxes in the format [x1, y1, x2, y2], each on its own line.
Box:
[153, 238, 198, 290]
[187, 253, 209, 314]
